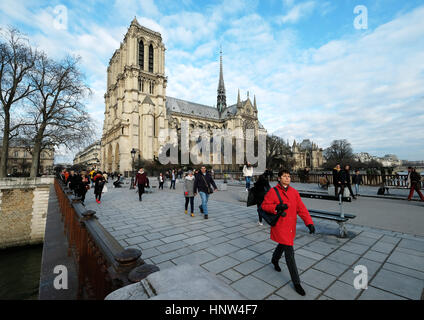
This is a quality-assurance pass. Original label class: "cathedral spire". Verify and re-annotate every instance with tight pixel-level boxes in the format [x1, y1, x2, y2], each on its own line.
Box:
[217, 47, 226, 114]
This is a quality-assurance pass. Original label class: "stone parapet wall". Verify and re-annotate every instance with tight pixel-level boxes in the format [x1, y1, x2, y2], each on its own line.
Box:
[0, 177, 53, 249]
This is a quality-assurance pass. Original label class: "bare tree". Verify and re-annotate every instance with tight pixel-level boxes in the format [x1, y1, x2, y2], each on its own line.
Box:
[266, 134, 294, 170]
[323, 139, 354, 169]
[0, 27, 38, 177]
[25, 53, 94, 177]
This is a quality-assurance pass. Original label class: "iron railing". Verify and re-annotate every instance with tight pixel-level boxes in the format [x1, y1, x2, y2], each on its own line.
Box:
[54, 178, 159, 299]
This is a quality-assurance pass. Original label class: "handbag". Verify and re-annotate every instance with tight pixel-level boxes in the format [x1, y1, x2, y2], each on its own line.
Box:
[201, 175, 213, 194]
[102, 185, 108, 193]
[258, 187, 286, 227]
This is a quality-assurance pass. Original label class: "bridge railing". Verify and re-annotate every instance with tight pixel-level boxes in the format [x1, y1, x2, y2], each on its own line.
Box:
[54, 178, 158, 299]
[212, 172, 409, 187]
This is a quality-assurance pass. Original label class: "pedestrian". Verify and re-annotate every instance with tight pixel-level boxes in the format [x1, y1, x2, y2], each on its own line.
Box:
[76, 171, 90, 205]
[93, 171, 106, 204]
[261, 169, 315, 296]
[194, 166, 218, 219]
[252, 172, 271, 226]
[170, 169, 176, 189]
[89, 169, 96, 187]
[113, 173, 122, 188]
[103, 171, 108, 183]
[184, 170, 196, 217]
[340, 164, 356, 199]
[332, 164, 342, 199]
[407, 168, 424, 201]
[243, 162, 254, 191]
[158, 172, 164, 190]
[352, 170, 363, 197]
[134, 167, 149, 201]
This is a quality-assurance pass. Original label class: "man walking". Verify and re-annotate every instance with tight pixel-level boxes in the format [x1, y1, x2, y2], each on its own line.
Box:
[352, 170, 363, 197]
[194, 166, 218, 219]
[134, 168, 149, 201]
[261, 169, 315, 296]
[341, 164, 356, 199]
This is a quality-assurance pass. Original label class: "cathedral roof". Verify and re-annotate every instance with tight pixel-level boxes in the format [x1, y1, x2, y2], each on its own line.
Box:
[166, 96, 220, 120]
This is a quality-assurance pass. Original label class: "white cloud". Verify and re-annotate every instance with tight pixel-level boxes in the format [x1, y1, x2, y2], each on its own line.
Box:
[279, 1, 316, 24]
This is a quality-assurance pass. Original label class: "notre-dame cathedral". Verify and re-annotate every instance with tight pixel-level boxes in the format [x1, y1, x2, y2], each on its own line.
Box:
[100, 18, 266, 174]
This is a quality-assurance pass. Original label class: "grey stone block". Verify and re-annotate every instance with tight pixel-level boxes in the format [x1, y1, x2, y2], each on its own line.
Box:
[156, 241, 188, 253]
[221, 269, 244, 282]
[202, 256, 241, 274]
[301, 268, 337, 290]
[232, 248, 259, 262]
[338, 258, 382, 285]
[327, 249, 361, 266]
[382, 262, 424, 280]
[231, 275, 275, 300]
[398, 239, 424, 253]
[339, 242, 369, 255]
[371, 269, 423, 300]
[106, 264, 246, 300]
[251, 265, 291, 288]
[358, 286, 407, 300]
[295, 248, 324, 261]
[182, 235, 210, 245]
[275, 282, 321, 300]
[313, 259, 350, 277]
[386, 249, 424, 271]
[362, 250, 388, 263]
[205, 243, 240, 257]
[371, 241, 397, 254]
[233, 259, 264, 275]
[172, 250, 217, 266]
[303, 240, 339, 256]
[324, 280, 362, 300]
[161, 233, 188, 244]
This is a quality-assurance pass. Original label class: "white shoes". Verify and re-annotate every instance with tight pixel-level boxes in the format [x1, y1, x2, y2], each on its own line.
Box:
[257, 221, 263, 226]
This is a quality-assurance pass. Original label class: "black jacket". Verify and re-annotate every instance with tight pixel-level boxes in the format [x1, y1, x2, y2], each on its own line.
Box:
[194, 172, 217, 194]
[340, 169, 351, 185]
[253, 175, 271, 205]
[332, 168, 342, 185]
[352, 174, 363, 185]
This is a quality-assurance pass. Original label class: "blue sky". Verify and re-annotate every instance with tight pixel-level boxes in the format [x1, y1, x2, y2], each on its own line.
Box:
[1, 0, 424, 162]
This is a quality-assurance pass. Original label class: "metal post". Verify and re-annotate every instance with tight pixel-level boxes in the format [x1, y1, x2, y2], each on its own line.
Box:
[130, 157, 135, 189]
[339, 192, 345, 218]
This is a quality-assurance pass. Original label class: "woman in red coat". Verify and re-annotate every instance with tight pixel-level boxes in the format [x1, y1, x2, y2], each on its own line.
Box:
[261, 169, 315, 296]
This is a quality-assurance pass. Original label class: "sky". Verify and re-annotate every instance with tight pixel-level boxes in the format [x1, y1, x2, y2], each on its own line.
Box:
[1, 0, 424, 163]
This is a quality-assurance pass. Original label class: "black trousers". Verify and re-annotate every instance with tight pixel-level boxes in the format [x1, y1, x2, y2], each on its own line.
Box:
[159, 182, 164, 189]
[257, 203, 263, 222]
[170, 180, 176, 189]
[138, 184, 145, 200]
[185, 197, 194, 212]
[272, 244, 300, 285]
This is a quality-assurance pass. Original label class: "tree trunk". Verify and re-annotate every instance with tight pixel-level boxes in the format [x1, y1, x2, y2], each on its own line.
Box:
[0, 115, 10, 178]
[30, 127, 45, 178]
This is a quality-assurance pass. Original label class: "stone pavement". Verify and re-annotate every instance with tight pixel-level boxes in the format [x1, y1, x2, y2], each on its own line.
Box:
[84, 184, 424, 300]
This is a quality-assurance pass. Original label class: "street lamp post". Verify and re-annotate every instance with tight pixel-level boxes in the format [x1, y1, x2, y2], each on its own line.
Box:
[130, 148, 136, 189]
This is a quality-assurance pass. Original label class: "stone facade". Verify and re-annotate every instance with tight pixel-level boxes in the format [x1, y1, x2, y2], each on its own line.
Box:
[101, 18, 266, 174]
[73, 140, 101, 170]
[0, 144, 54, 175]
[292, 139, 323, 170]
[0, 177, 52, 249]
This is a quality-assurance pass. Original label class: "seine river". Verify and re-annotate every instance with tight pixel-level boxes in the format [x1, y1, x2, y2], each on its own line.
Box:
[0, 244, 43, 300]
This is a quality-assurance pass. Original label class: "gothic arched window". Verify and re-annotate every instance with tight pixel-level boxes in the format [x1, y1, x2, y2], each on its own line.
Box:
[139, 40, 144, 69]
[149, 44, 154, 72]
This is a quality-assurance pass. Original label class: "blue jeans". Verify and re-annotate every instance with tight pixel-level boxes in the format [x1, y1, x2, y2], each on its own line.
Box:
[355, 184, 359, 195]
[199, 191, 209, 215]
[245, 176, 251, 189]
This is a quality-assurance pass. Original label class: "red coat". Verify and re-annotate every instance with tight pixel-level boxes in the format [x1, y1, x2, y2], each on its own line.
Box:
[261, 183, 313, 246]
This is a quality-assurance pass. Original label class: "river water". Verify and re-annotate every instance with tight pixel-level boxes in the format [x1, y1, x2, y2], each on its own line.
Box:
[0, 244, 43, 300]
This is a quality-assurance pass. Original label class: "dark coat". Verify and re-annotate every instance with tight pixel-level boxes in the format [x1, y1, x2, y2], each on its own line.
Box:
[340, 169, 352, 185]
[93, 174, 105, 195]
[134, 172, 149, 187]
[411, 171, 421, 190]
[252, 175, 271, 205]
[194, 172, 217, 194]
[332, 168, 342, 185]
[261, 184, 313, 246]
[352, 174, 363, 185]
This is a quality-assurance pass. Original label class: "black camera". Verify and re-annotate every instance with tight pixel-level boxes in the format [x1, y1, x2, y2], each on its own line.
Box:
[276, 203, 288, 217]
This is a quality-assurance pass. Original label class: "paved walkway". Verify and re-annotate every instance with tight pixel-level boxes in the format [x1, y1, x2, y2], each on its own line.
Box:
[84, 183, 424, 300]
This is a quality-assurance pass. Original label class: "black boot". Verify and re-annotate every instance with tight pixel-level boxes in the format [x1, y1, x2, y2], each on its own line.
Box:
[199, 205, 204, 213]
[271, 259, 281, 272]
[294, 283, 306, 296]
